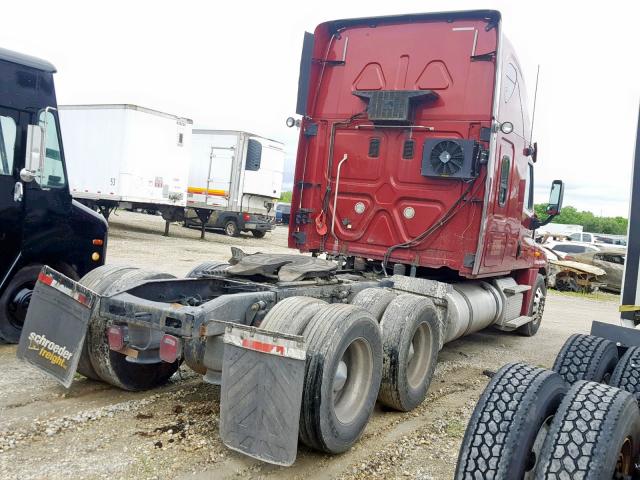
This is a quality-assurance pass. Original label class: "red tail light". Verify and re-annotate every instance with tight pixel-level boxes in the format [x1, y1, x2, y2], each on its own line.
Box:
[242, 212, 251, 222]
[160, 334, 182, 363]
[107, 326, 125, 351]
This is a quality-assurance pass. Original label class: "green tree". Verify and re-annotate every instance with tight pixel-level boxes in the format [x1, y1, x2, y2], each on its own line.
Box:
[534, 204, 628, 235]
[280, 191, 292, 203]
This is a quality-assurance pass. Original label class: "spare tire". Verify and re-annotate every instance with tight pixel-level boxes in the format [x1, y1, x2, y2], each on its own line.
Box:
[552, 333, 619, 385]
[81, 266, 180, 391]
[350, 287, 397, 322]
[536, 381, 640, 479]
[378, 294, 441, 411]
[455, 363, 567, 479]
[185, 261, 230, 278]
[299, 304, 382, 453]
[610, 346, 640, 402]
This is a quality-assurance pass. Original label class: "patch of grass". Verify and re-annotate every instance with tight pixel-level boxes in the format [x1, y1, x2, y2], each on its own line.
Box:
[445, 418, 467, 438]
[549, 288, 620, 303]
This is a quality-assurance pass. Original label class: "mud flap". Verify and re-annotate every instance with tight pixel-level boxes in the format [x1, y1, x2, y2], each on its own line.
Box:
[219, 322, 306, 466]
[16, 266, 96, 388]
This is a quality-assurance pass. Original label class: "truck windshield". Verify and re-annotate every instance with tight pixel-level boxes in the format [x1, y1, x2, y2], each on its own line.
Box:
[37, 110, 66, 189]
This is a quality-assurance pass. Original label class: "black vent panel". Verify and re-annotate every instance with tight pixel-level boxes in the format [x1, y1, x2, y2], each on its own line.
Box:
[354, 90, 438, 123]
[368, 138, 380, 157]
[422, 139, 478, 180]
[402, 139, 415, 159]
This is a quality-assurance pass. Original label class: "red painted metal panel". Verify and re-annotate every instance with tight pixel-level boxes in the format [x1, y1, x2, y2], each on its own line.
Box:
[290, 11, 541, 279]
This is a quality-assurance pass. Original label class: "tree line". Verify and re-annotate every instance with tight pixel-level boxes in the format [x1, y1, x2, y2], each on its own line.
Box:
[534, 204, 628, 235]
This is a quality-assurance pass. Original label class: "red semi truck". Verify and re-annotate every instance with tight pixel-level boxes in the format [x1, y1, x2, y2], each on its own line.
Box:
[18, 10, 563, 466]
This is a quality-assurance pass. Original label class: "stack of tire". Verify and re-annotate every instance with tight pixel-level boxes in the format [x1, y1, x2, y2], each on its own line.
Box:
[456, 334, 640, 479]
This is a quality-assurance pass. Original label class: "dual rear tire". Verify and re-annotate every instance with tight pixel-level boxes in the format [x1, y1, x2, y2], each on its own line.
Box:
[261, 298, 382, 453]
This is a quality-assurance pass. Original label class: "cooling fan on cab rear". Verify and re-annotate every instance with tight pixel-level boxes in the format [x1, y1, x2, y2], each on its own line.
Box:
[429, 140, 465, 175]
[421, 138, 478, 180]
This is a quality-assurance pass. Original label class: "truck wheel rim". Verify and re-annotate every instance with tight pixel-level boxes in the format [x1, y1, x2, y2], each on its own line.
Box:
[617, 437, 633, 476]
[7, 285, 34, 330]
[226, 223, 236, 235]
[407, 322, 432, 390]
[524, 416, 552, 479]
[333, 337, 373, 424]
[531, 287, 545, 325]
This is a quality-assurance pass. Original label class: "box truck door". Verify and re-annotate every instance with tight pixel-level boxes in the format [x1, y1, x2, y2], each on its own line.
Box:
[0, 107, 23, 277]
[242, 138, 284, 199]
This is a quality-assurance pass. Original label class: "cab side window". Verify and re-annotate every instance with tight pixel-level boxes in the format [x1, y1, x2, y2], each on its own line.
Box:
[37, 110, 66, 188]
[0, 115, 17, 176]
[524, 163, 534, 211]
[498, 155, 510, 206]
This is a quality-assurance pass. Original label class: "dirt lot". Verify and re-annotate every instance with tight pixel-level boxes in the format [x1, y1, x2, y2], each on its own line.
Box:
[0, 210, 622, 479]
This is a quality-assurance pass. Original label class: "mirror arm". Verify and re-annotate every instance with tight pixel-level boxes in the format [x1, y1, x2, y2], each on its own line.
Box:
[531, 213, 557, 231]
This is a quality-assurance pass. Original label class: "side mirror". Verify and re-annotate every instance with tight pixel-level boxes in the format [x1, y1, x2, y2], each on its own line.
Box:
[22, 124, 44, 182]
[546, 180, 564, 216]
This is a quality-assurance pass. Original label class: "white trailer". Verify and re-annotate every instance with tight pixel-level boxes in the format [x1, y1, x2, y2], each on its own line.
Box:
[59, 104, 192, 230]
[184, 130, 284, 238]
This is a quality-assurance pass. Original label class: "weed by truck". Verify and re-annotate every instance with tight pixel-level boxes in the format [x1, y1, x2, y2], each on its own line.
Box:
[18, 10, 563, 466]
[0, 49, 107, 343]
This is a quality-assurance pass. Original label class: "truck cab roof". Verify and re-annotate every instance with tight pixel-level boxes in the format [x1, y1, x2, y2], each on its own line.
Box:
[0, 47, 56, 72]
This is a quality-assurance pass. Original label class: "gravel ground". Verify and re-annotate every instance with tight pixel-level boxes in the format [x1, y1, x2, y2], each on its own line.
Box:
[0, 210, 622, 479]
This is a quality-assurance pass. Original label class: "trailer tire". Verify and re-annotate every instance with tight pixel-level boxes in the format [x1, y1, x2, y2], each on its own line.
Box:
[535, 381, 640, 479]
[350, 287, 397, 322]
[455, 363, 567, 479]
[185, 261, 230, 278]
[377, 294, 441, 411]
[610, 346, 640, 402]
[251, 230, 266, 239]
[518, 274, 546, 337]
[260, 296, 326, 334]
[552, 334, 619, 385]
[81, 266, 180, 390]
[224, 220, 239, 237]
[299, 304, 382, 453]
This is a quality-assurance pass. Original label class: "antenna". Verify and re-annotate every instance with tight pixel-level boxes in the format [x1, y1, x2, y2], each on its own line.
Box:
[529, 65, 540, 146]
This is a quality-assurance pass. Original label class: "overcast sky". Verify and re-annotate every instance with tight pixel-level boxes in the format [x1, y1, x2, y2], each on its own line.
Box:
[3, 0, 638, 216]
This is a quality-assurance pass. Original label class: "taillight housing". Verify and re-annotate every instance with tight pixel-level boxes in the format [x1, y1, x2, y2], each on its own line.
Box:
[242, 212, 251, 222]
[160, 334, 182, 363]
[107, 325, 125, 351]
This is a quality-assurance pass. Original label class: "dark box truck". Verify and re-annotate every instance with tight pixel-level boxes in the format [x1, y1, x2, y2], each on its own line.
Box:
[0, 48, 107, 342]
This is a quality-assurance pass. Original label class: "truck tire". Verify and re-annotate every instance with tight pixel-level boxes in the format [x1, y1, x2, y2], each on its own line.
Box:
[260, 296, 326, 334]
[224, 220, 239, 237]
[77, 265, 138, 380]
[0, 264, 43, 343]
[610, 346, 640, 401]
[350, 287, 397, 322]
[81, 266, 180, 391]
[535, 381, 640, 479]
[185, 261, 230, 278]
[0, 263, 78, 343]
[455, 363, 567, 480]
[377, 294, 441, 411]
[299, 304, 382, 453]
[518, 274, 546, 337]
[552, 334, 619, 385]
[251, 230, 266, 239]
